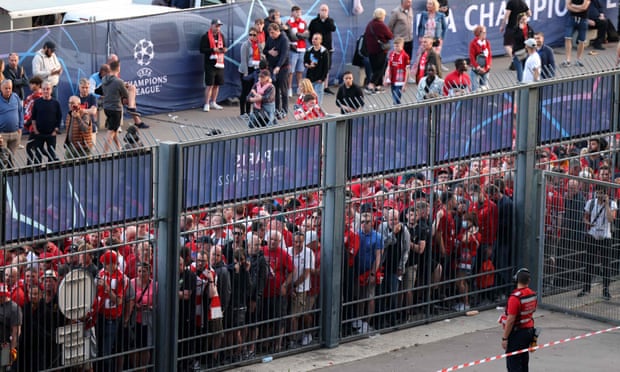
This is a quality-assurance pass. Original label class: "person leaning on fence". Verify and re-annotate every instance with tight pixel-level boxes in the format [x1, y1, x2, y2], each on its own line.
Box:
[294, 94, 325, 120]
[246, 233, 267, 359]
[130, 262, 156, 370]
[443, 58, 472, 97]
[248, 70, 276, 128]
[64, 95, 94, 159]
[416, 64, 443, 100]
[0, 283, 21, 370]
[579, 184, 617, 300]
[336, 71, 364, 114]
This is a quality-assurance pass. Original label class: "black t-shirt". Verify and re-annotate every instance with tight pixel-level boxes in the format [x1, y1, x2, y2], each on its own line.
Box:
[506, 0, 530, 29]
[570, 0, 588, 17]
[407, 218, 430, 268]
[178, 268, 196, 324]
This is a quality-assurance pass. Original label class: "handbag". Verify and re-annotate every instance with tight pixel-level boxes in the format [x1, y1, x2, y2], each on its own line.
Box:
[369, 23, 390, 51]
[476, 53, 487, 68]
[513, 49, 527, 59]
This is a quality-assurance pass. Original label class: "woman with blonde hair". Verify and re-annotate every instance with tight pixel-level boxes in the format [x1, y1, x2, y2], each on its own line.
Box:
[363, 8, 393, 93]
[416, 0, 447, 62]
[295, 78, 318, 109]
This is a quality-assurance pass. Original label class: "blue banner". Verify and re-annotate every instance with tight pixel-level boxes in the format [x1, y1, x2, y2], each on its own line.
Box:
[3, 153, 153, 242]
[183, 125, 322, 208]
[539, 76, 614, 142]
[349, 109, 429, 177]
[436, 93, 515, 162]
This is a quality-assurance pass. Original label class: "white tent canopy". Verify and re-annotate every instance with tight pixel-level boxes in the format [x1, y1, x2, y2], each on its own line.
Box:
[0, 0, 131, 19]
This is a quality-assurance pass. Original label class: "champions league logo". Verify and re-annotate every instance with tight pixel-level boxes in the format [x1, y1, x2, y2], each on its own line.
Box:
[129, 39, 168, 95]
[134, 39, 154, 67]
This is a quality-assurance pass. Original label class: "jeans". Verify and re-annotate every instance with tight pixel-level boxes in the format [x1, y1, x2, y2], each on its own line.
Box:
[96, 317, 120, 372]
[513, 55, 524, 83]
[470, 70, 489, 91]
[312, 82, 324, 106]
[391, 85, 403, 104]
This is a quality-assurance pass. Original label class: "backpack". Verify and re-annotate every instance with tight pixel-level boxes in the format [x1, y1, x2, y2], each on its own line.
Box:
[476, 259, 495, 289]
[356, 34, 368, 58]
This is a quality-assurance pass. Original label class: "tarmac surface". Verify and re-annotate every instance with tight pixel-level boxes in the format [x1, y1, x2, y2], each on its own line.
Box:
[243, 308, 620, 372]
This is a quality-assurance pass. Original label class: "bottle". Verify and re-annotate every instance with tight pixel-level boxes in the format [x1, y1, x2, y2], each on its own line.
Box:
[262, 356, 273, 363]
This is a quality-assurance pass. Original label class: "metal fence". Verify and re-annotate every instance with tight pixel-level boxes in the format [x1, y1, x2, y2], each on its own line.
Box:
[539, 172, 620, 324]
[1, 68, 620, 371]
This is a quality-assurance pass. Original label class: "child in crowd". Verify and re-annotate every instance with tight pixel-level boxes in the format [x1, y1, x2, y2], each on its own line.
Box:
[294, 94, 325, 120]
[384, 37, 410, 104]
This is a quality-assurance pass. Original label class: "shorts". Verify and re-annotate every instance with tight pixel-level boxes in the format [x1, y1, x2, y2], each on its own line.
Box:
[356, 279, 376, 300]
[208, 318, 223, 333]
[291, 292, 316, 314]
[564, 15, 588, 42]
[204, 65, 225, 86]
[403, 265, 417, 290]
[503, 31, 516, 47]
[231, 307, 247, 327]
[104, 109, 122, 131]
[289, 50, 305, 73]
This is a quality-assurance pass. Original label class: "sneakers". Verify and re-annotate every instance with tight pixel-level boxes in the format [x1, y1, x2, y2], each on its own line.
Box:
[211, 102, 223, 110]
[287, 88, 293, 97]
[453, 303, 470, 312]
[136, 122, 150, 129]
[577, 289, 589, 297]
[203, 103, 210, 112]
[288, 340, 300, 349]
[561, 60, 571, 67]
[324, 87, 335, 95]
[592, 43, 605, 50]
[575, 60, 585, 67]
[357, 321, 374, 334]
[301, 333, 313, 346]
[351, 319, 363, 329]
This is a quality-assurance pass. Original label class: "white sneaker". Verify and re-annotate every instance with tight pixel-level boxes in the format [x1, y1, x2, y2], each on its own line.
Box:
[287, 88, 293, 97]
[203, 103, 210, 112]
[211, 102, 223, 110]
[351, 319, 363, 329]
[453, 303, 465, 312]
[301, 333, 313, 346]
[358, 321, 370, 334]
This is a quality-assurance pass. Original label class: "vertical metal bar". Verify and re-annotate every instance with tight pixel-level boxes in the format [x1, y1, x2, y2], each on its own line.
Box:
[514, 86, 541, 291]
[156, 141, 181, 372]
[321, 119, 348, 347]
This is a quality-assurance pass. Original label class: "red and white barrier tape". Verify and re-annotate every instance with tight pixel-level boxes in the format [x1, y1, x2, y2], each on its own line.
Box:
[437, 325, 620, 372]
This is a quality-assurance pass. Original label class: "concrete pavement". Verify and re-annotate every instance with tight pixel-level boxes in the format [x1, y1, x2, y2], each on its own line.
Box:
[243, 308, 620, 372]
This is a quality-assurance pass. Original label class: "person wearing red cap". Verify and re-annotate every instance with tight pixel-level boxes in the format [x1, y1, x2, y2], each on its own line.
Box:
[0, 283, 20, 367]
[94, 249, 125, 371]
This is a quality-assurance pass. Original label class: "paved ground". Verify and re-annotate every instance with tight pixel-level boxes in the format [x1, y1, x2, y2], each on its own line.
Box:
[9, 41, 620, 167]
[242, 308, 620, 372]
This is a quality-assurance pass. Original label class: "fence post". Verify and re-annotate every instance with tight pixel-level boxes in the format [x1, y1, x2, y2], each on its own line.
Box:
[321, 119, 348, 347]
[514, 87, 542, 290]
[155, 141, 181, 371]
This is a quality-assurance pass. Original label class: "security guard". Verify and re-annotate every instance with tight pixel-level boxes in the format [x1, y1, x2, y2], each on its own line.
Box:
[501, 268, 537, 372]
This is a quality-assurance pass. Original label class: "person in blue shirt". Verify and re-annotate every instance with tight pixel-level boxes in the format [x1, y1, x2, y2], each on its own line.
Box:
[534, 32, 556, 79]
[0, 80, 24, 157]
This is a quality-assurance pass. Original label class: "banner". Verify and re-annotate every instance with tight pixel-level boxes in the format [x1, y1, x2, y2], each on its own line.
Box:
[183, 125, 321, 208]
[3, 153, 153, 242]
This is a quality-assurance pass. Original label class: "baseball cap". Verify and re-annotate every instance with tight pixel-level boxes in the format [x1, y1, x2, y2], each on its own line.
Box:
[524, 38, 536, 48]
[212, 19, 224, 26]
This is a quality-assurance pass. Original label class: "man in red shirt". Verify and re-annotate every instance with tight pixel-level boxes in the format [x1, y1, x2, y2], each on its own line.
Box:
[501, 268, 537, 372]
[94, 250, 125, 371]
[468, 183, 499, 277]
[262, 230, 294, 352]
[443, 58, 472, 96]
[432, 191, 457, 282]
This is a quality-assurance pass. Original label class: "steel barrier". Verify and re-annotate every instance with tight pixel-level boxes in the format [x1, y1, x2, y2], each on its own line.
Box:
[1, 70, 619, 371]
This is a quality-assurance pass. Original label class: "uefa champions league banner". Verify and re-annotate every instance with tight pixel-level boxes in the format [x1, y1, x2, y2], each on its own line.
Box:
[183, 125, 322, 208]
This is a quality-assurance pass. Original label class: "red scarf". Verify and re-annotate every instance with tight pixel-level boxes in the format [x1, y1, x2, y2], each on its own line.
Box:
[250, 39, 261, 67]
[208, 29, 225, 68]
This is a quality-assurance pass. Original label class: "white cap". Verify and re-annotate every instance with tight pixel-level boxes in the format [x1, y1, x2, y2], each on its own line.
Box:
[524, 38, 537, 48]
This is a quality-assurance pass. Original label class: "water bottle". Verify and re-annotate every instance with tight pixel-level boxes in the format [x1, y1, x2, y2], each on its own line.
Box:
[262, 356, 273, 363]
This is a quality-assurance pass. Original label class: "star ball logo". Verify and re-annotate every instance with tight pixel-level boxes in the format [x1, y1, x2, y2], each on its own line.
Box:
[129, 39, 168, 96]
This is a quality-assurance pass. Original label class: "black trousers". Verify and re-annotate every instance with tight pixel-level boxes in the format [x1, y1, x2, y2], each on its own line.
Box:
[272, 66, 290, 114]
[368, 52, 387, 86]
[239, 69, 256, 115]
[506, 327, 534, 372]
[582, 235, 613, 291]
[27, 133, 58, 165]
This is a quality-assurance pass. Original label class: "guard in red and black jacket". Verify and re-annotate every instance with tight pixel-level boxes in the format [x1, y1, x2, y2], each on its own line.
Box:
[501, 268, 537, 372]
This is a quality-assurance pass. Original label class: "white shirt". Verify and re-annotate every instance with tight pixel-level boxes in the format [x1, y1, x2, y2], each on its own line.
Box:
[585, 198, 617, 240]
[286, 246, 315, 293]
[522, 52, 541, 83]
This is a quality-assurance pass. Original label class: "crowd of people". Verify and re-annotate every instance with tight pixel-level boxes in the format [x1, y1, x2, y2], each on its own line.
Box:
[0, 132, 616, 370]
[0, 44, 149, 168]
